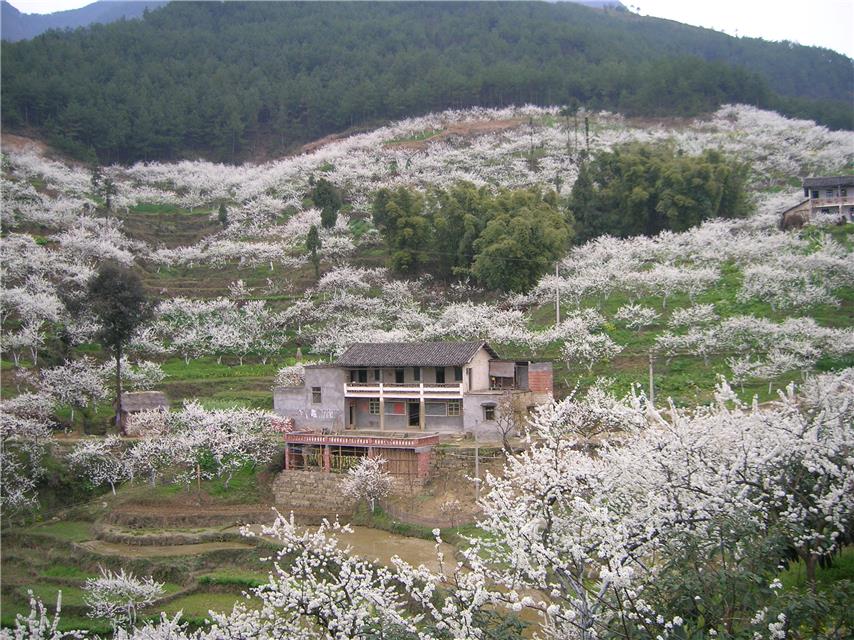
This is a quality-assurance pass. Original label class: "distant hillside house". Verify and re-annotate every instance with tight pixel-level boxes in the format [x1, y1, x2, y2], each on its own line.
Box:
[117, 391, 169, 431]
[803, 176, 854, 220]
[273, 341, 553, 439]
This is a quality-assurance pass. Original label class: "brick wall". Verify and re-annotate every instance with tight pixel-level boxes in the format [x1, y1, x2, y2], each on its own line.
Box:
[528, 362, 553, 395]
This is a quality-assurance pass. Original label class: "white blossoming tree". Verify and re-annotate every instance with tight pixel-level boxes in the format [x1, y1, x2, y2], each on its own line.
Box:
[84, 567, 165, 632]
[561, 330, 623, 373]
[68, 435, 131, 495]
[614, 303, 660, 330]
[0, 412, 53, 513]
[467, 369, 854, 638]
[341, 456, 393, 513]
[231, 513, 422, 639]
[0, 591, 83, 640]
[39, 357, 107, 423]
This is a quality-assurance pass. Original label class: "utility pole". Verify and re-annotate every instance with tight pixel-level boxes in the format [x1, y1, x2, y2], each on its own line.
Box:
[528, 116, 536, 172]
[648, 349, 655, 405]
[555, 262, 561, 326]
[585, 116, 590, 153]
[474, 430, 480, 503]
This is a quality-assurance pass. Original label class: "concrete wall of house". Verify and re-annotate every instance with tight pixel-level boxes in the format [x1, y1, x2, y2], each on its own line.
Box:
[373, 367, 428, 384]
[462, 390, 504, 438]
[273, 386, 305, 417]
[424, 414, 464, 431]
[468, 347, 492, 391]
[353, 397, 381, 430]
[274, 367, 346, 431]
[351, 398, 465, 432]
[350, 366, 466, 386]
[381, 410, 409, 430]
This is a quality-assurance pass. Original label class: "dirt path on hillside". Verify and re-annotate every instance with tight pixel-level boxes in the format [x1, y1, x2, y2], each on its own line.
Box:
[1, 132, 51, 155]
[384, 117, 526, 152]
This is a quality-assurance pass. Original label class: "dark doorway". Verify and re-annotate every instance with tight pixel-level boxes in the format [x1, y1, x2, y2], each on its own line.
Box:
[408, 401, 420, 427]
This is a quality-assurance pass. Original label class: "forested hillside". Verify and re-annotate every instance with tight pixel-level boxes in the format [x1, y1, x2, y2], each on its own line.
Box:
[2, 1, 851, 163]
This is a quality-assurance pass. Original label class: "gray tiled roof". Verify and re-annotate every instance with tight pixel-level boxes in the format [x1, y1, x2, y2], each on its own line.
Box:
[336, 341, 498, 367]
[803, 176, 854, 188]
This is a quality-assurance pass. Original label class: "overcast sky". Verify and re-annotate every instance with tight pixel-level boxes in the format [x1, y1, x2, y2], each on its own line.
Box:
[632, 0, 854, 59]
[8, 0, 854, 59]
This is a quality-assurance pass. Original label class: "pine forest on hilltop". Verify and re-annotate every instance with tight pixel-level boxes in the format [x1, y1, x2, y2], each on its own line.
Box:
[1, 1, 852, 163]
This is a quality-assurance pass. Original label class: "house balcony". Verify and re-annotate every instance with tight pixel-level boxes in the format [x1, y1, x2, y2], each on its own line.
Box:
[344, 382, 464, 399]
[810, 196, 854, 208]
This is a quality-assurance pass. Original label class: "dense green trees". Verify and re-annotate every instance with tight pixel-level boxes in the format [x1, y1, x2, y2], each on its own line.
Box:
[2, 2, 850, 163]
[310, 178, 344, 230]
[372, 187, 431, 275]
[86, 263, 152, 431]
[372, 183, 572, 291]
[306, 225, 321, 280]
[472, 191, 571, 292]
[569, 144, 752, 243]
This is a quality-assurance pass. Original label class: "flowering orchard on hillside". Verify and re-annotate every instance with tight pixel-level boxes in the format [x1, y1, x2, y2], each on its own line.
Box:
[3, 370, 851, 639]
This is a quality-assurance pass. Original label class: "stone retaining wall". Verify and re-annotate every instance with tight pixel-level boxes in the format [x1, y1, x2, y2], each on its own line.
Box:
[272, 470, 427, 521]
[272, 470, 358, 520]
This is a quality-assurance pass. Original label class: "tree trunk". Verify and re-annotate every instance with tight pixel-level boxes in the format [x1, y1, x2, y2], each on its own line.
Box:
[805, 552, 818, 592]
[502, 433, 513, 457]
[114, 346, 124, 434]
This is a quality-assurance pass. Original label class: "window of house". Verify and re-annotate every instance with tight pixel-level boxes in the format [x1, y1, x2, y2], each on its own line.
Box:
[842, 188, 848, 197]
[826, 189, 834, 198]
[425, 402, 447, 416]
[483, 404, 495, 421]
[356, 369, 367, 383]
[413, 367, 421, 382]
[374, 368, 381, 381]
[369, 399, 380, 415]
[812, 190, 819, 199]
[454, 366, 463, 382]
[385, 401, 405, 415]
[395, 368, 404, 384]
[448, 399, 461, 416]
[312, 387, 322, 404]
[435, 367, 445, 384]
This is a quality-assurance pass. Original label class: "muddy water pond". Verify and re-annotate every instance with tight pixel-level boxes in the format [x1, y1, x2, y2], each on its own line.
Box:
[337, 526, 456, 573]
